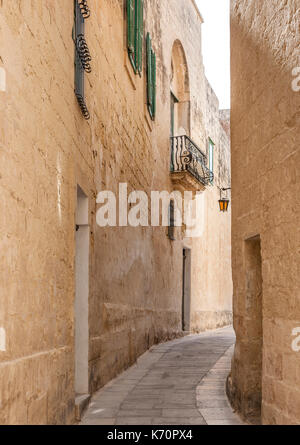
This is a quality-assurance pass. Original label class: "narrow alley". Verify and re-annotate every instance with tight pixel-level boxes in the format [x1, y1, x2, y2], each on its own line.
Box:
[0, 0, 299, 427]
[81, 328, 243, 426]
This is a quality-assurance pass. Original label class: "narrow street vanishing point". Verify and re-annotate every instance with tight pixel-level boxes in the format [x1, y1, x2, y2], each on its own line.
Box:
[0, 0, 299, 426]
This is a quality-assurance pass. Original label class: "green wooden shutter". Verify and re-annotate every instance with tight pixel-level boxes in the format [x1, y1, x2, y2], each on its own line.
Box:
[127, 0, 135, 59]
[151, 50, 156, 119]
[147, 33, 153, 110]
[147, 33, 156, 120]
[209, 139, 214, 184]
[134, 0, 138, 71]
[137, 0, 143, 75]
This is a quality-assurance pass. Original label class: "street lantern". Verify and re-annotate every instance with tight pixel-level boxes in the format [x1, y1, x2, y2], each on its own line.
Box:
[219, 198, 230, 212]
[219, 188, 231, 212]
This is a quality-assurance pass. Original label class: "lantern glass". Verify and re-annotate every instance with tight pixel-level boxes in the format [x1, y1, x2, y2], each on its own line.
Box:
[219, 199, 229, 212]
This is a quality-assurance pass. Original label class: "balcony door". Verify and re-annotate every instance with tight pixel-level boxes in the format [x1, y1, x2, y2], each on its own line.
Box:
[170, 91, 179, 137]
[171, 40, 191, 137]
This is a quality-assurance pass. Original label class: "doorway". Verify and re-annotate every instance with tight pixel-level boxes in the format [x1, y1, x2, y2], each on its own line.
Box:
[75, 186, 89, 396]
[182, 248, 191, 332]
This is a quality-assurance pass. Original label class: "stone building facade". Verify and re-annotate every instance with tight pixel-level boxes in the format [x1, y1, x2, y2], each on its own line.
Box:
[228, 0, 300, 425]
[0, 0, 231, 424]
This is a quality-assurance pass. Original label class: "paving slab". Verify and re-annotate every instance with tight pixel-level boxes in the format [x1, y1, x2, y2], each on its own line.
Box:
[196, 344, 244, 425]
[81, 326, 244, 425]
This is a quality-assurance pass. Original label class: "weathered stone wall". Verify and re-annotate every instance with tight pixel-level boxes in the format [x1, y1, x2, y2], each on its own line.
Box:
[0, 0, 79, 424]
[229, 0, 300, 425]
[0, 0, 232, 424]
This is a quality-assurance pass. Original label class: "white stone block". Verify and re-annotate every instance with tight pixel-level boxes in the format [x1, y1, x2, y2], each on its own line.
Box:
[0, 67, 6, 92]
[0, 327, 6, 351]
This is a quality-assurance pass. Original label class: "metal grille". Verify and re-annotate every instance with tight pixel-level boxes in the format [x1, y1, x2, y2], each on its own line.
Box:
[170, 135, 214, 186]
[76, 34, 92, 73]
[74, 0, 91, 120]
[78, 0, 90, 19]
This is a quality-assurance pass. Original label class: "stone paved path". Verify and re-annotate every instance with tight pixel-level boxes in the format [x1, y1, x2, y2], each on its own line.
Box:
[81, 327, 243, 425]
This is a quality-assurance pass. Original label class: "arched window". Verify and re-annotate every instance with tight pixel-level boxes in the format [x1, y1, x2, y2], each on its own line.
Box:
[170, 41, 190, 137]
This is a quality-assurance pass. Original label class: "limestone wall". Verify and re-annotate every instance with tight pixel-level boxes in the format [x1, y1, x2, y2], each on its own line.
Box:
[229, 0, 300, 425]
[188, 81, 232, 333]
[0, 0, 232, 424]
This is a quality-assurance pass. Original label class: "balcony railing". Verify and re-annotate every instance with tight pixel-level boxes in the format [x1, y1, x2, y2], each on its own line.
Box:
[170, 135, 214, 186]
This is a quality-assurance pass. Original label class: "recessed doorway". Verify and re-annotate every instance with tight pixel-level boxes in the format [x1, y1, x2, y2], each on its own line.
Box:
[182, 248, 191, 332]
[75, 186, 89, 397]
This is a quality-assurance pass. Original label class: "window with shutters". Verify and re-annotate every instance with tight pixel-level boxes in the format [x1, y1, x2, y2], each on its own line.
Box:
[73, 0, 91, 120]
[127, 0, 143, 75]
[208, 138, 214, 184]
[146, 33, 156, 120]
[168, 200, 175, 241]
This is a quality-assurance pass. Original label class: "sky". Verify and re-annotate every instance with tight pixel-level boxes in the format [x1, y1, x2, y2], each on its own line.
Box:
[196, 0, 230, 109]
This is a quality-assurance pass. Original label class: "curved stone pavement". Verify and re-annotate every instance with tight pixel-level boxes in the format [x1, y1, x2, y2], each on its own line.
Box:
[81, 326, 243, 425]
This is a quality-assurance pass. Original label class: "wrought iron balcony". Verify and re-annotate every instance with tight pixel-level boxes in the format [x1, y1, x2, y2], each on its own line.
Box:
[170, 135, 213, 191]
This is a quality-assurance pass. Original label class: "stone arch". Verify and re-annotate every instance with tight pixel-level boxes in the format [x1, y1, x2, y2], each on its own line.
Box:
[170, 40, 191, 136]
